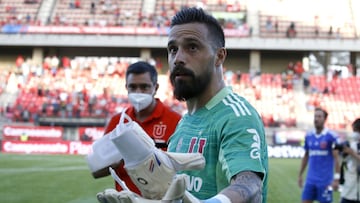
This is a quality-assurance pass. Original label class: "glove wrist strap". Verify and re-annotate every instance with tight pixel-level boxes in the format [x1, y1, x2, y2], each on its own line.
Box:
[204, 194, 232, 203]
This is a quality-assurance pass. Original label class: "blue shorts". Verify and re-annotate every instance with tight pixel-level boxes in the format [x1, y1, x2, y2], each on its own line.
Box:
[302, 182, 333, 203]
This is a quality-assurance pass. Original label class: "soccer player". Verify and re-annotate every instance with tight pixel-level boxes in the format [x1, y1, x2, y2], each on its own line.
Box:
[298, 107, 341, 203]
[91, 61, 181, 195]
[166, 7, 268, 202]
[95, 8, 268, 203]
[339, 118, 360, 203]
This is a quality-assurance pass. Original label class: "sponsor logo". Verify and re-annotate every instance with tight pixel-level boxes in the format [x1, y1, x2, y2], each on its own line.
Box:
[309, 150, 329, 156]
[184, 175, 203, 192]
[248, 129, 261, 159]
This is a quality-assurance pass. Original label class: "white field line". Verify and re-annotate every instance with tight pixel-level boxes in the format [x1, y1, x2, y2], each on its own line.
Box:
[0, 166, 88, 173]
[1, 155, 87, 163]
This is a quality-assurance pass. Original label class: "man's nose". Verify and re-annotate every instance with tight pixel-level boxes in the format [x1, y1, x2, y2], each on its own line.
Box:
[173, 49, 186, 67]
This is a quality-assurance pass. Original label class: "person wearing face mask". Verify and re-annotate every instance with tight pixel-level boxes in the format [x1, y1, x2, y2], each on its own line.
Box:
[91, 61, 182, 195]
[339, 118, 360, 203]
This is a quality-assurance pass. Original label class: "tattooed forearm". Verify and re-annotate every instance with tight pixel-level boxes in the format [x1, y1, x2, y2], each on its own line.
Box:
[221, 171, 263, 203]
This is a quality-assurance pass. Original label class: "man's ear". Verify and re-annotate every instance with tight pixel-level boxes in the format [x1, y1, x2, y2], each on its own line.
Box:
[215, 47, 227, 67]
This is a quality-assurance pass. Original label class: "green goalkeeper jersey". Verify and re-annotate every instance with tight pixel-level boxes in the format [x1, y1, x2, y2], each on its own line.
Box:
[168, 87, 268, 202]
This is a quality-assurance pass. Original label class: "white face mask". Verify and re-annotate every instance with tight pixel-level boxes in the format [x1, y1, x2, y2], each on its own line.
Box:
[351, 132, 360, 140]
[128, 93, 153, 112]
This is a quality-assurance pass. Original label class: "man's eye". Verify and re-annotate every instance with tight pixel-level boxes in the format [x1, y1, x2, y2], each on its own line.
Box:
[168, 46, 177, 54]
[127, 84, 152, 91]
[127, 85, 136, 91]
[189, 44, 198, 51]
[139, 84, 151, 90]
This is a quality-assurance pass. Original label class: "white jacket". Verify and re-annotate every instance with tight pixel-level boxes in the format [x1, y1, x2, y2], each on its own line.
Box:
[341, 141, 360, 201]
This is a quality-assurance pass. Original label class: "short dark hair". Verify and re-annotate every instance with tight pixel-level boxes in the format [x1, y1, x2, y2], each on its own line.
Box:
[125, 61, 158, 84]
[170, 7, 225, 49]
[352, 118, 360, 132]
[315, 107, 328, 120]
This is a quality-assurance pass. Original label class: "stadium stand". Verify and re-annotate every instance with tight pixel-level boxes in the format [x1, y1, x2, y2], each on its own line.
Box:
[233, 73, 297, 128]
[258, 0, 357, 39]
[7, 56, 133, 122]
[1, 56, 328, 130]
[50, 0, 143, 26]
[307, 75, 360, 130]
[0, 0, 359, 135]
[0, 0, 251, 36]
[0, 0, 357, 38]
[0, 0, 41, 26]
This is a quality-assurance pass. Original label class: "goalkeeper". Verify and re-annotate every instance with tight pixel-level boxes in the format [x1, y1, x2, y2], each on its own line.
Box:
[163, 7, 268, 202]
[96, 7, 268, 203]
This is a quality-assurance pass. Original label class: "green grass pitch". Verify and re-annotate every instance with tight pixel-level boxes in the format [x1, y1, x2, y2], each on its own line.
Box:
[0, 153, 340, 203]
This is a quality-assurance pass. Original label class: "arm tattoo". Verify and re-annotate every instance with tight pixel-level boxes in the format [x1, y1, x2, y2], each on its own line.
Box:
[221, 171, 262, 203]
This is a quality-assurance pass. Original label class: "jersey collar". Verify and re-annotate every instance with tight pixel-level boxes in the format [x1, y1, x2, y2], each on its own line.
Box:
[205, 86, 232, 110]
[312, 128, 329, 137]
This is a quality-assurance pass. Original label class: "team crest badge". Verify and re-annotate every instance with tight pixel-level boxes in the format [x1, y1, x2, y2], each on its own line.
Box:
[320, 141, 327, 149]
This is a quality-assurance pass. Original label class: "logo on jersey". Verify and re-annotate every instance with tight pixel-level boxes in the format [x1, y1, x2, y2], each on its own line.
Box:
[184, 174, 203, 192]
[320, 141, 327, 149]
[152, 124, 166, 139]
[248, 128, 261, 159]
[188, 137, 206, 153]
[223, 94, 252, 117]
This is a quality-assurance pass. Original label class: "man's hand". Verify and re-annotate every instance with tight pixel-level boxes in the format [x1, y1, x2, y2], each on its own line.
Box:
[332, 179, 340, 191]
[96, 174, 231, 203]
[298, 176, 303, 188]
[96, 175, 189, 203]
[124, 149, 205, 199]
[163, 174, 231, 203]
[94, 112, 205, 201]
[97, 189, 160, 203]
[93, 145, 207, 202]
[163, 174, 201, 203]
[96, 175, 199, 203]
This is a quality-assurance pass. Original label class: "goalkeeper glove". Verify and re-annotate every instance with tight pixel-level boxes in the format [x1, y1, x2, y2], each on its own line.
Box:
[97, 174, 231, 203]
[92, 111, 205, 200]
[97, 189, 161, 203]
[110, 112, 205, 199]
[97, 174, 187, 203]
[123, 149, 205, 199]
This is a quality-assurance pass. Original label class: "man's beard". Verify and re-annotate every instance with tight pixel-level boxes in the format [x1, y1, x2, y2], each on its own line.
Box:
[170, 66, 211, 101]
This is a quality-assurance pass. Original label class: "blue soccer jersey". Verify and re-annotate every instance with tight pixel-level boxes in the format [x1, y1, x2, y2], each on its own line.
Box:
[304, 129, 339, 185]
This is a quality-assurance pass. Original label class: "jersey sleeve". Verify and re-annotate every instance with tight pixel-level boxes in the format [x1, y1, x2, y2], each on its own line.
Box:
[219, 109, 267, 182]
